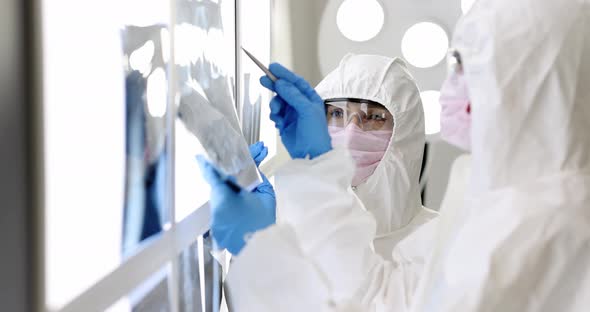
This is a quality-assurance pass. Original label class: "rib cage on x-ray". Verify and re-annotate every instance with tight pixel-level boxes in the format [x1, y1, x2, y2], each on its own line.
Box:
[177, 87, 261, 191]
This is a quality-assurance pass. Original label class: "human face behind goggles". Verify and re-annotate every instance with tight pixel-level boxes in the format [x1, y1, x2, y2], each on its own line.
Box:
[324, 98, 394, 131]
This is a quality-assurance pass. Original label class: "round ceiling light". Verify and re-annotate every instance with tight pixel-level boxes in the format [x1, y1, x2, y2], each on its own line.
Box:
[401, 22, 449, 68]
[336, 0, 385, 42]
[421, 90, 441, 135]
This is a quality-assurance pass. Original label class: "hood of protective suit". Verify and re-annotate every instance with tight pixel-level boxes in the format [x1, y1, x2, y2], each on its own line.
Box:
[316, 54, 425, 235]
[453, 0, 590, 194]
[410, 2, 590, 311]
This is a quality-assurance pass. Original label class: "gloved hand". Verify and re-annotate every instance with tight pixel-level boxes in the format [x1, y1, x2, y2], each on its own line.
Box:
[260, 63, 332, 159]
[249, 140, 269, 167]
[248, 141, 275, 212]
[196, 143, 276, 255]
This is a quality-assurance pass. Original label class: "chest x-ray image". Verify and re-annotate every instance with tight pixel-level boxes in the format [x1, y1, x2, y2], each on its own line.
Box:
[177, 87, 261, 191]
[121, 24, 170, 256]
[175, 0, 261, 191]
[120, 0, 260, 259]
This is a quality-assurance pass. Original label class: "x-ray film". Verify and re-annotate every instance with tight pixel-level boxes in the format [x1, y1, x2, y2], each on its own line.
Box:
[174, 0, 261, 191]
[178, 87, 261, 191]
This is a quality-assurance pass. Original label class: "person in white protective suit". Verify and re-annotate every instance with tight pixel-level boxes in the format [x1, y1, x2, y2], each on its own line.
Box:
[316, 54, 438, 258]
[410, 0, 590, 310]
[202, 0, 590, 310]
[199, 54, 438, 310]
[218, 56, 439, 310]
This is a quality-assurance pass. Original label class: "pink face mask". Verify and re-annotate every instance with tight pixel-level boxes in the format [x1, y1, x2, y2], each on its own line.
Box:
[439, 71, 472, 151]
[329, 124, 392, 186]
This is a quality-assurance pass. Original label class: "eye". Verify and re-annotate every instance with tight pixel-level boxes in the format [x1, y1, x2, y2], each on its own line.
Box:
[367, 113, 387, 122]
[329, 109, 345, 118]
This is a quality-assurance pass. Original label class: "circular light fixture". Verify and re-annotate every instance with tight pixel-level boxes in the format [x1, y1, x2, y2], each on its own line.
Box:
[401, 22, 449, 68]
[461, 0, 476, 14]
[421, 90, 441, 135]
[336, 0, 385, 42]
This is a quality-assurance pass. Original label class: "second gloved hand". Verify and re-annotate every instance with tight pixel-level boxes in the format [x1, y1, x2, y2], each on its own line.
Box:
[248, 141, 275, 214]
[196, 143, 276, 255]
[260, 63, 332, 159]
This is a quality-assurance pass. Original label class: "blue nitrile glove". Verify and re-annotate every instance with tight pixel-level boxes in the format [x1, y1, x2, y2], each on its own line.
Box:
[196, 155, 275, 255]
[260, 63, 332, 159]
[249, 141, 269, 167]
[248, 141, 276, 214]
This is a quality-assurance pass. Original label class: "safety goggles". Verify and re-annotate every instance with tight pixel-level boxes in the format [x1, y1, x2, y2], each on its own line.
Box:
[324, 98, 394, 131]
[447, 48, 463, 74]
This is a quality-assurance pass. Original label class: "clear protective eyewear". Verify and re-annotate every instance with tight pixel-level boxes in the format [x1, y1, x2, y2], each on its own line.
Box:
[324, 98, 394, 131]
[447, 48, 464, 74]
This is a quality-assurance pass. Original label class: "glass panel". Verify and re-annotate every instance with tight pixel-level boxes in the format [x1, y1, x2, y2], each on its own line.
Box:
[177, 235, 223, 312]
[238, 0, 275, 162]
[174, 0, 261, 222]
[42, 0, 171, 307]
[120, 2, 172, 257]
[42, 0, 120, 308]
[106, 264, 172, 312]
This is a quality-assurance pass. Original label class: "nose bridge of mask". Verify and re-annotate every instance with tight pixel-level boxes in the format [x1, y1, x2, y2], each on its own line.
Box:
[344, 122, 363, 136]
[341, 123, 392, 151]
[338, 123, 362, 146]
[329, 123, 364, 147]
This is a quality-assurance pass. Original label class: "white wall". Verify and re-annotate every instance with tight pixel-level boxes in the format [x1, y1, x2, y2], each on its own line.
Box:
[272, 0, 326, 85]
[265, 0, 327, 173]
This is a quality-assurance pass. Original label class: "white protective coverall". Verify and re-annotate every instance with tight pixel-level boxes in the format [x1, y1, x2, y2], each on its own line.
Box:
[225, 55, 438, 311]
[227, 0, 590, 310]
[315, 54, 438, 258]
[410, 0, 590, 311]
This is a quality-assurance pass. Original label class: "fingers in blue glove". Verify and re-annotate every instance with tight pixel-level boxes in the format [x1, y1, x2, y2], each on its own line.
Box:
[249, 142, 269, 167]
[249, 141, 264, 158]
[269, 63, 323, 103]
[255, 146, 268, 165]
[260, 75, 275, 92]
[274, 80, 316, 114]
[196, 155, 238, 195]
[269, 96, 287, 129]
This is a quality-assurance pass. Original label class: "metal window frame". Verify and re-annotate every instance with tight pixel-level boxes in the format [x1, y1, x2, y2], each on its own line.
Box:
[55, 205, 210, 312]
